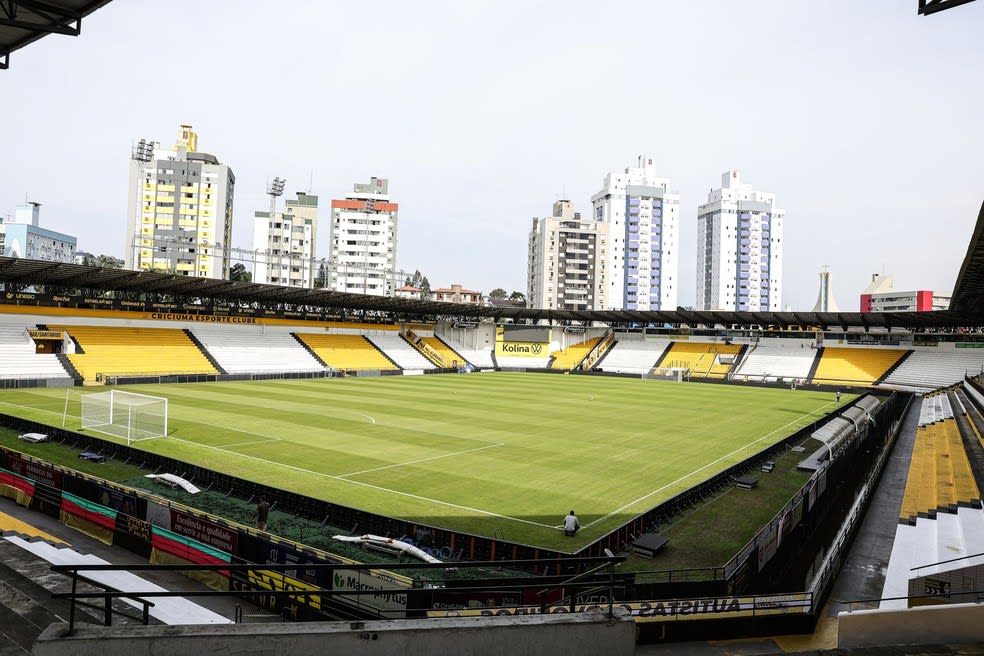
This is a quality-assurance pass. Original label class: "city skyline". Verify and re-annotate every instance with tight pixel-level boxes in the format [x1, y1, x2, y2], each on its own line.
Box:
[1, 2, 982, 310]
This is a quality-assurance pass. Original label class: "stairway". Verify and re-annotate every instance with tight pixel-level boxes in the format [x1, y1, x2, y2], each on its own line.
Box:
[0, 536, 105, 654]
[183, 329, 227, 374]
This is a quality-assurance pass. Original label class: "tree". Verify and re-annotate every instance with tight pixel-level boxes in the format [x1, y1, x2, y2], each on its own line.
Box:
[316, 261, 330, 288]
[93, 254, 123, 269]
[229, 263, 251, 283]
[419, 276, 431, 300]
[488, 288, 507, 299]
[509, 291, 526, 303]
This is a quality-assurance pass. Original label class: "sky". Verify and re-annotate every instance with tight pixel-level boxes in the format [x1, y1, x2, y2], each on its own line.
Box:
[1, 1, 982, 311]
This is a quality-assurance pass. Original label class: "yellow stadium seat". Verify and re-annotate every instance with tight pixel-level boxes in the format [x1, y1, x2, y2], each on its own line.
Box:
[420, 336, 470, 368]
[658, 342, 742, 378]
[296, 334, 399, 371]
[51, 325, 217, 383]
[811, 347, 908, 386]
[550, 337, 602, 370]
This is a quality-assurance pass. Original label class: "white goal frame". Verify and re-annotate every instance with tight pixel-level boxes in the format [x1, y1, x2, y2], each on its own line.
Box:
[76, 390, 169, 445]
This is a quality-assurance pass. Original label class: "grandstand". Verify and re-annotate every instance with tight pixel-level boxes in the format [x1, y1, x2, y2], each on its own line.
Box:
[899, 393, 981, 524]
[190, 325, 323, 374]
[733, 340, 817, 382]
[1, 194, 984, 646]
[811, 346, 909, 387]
[549, 336, 601, 370]
[0, 322, 71, 382]
[657, 341, 742, 378]
[880, 347, 984, 391]
[51, 325, 217, 382]
[594, 337, 669, 375]
[366, 333, 436, 371]
[295, 333, 399, 371]
[419, 336, 470, 368]
[437, 334, 494, 369]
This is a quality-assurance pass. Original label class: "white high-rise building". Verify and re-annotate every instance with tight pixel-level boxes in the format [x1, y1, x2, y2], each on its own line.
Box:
[0, 202, 77, 263]
[696, 171, 784, 312]
[124, 125, 235, 278]
[527, 200, 610, 310]
[327, 177, 398, 296]
[590, 156, 679, 311]
[252, 192, 318, 287]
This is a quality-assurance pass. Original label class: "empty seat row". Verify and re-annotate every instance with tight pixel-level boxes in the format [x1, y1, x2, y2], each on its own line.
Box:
[595, 339, 670, 375]
[659, 342, 742, 379]
[734, 342, 815, 382]
[550, 337, 602, 370]
[899, 413, 981, 525]
[366, 334, 436, 370]
[297, 333, 398, 371]
[190, 326, 322, 374]
[812, 347, 908, 387]
[50, 325, 216, 381]
[0, 324, 71, 381]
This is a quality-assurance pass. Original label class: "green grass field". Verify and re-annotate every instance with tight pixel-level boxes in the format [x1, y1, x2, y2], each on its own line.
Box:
[0, 373, 849, 551]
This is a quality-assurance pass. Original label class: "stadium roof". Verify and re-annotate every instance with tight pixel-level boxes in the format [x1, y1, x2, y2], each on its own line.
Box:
[0, 0, 112, 70]
[948, 200, 984, 316]
[1, 252, 982, 330]
[918, 0, 977, 16]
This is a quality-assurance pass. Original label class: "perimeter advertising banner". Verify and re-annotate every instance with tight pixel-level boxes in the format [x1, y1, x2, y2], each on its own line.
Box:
[425, 593, 812, 623]
[333, 568, 410, 618]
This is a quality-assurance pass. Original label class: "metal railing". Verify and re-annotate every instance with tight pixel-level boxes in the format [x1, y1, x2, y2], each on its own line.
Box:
[842, 589, 984, 612]
[50, 555, 626, 635]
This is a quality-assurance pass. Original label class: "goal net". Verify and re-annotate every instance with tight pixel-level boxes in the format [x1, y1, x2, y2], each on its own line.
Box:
[79, 390, 168, 444]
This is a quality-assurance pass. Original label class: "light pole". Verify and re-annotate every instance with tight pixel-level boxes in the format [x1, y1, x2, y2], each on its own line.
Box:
[266, 177, 286, 284]
[363, 198, 375, 295]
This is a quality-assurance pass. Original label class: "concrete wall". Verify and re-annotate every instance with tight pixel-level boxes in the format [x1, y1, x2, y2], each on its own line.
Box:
[838, 602, 984, 648]
[34, 609, 636, 656]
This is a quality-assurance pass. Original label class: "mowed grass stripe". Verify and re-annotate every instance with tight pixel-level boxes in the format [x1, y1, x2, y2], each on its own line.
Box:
[0, 374, 852, 550]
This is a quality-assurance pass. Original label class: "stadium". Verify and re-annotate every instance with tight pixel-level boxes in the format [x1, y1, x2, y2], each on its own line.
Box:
[2, 1, 984, 654]
[0, 199, 982, 652]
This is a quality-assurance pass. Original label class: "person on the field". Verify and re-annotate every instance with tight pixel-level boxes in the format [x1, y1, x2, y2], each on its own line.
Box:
[563, 510, 580, 536]
[836, 390, 842, 402]
[253, 498, 270, 531]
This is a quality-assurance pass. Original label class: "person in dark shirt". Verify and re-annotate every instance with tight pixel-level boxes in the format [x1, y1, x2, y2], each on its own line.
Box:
[253, 498, 271, 531]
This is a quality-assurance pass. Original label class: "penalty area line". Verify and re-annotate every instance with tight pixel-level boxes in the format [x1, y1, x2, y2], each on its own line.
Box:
[165, 436, 557, 530]
[220, 437, 281, 449]
[337, 442, 504, 478]
[584, 400, 839, 530]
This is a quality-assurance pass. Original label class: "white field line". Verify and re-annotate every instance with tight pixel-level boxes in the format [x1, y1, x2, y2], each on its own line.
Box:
[219, 437, 281, 449]
[583, 401, 838, 529]
[0, 399, 543, 526]
[337, 442, 504, 478]
[164, 436, 556, 529]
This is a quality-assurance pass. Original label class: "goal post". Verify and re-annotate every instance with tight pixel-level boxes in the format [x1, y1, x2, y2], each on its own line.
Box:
[79, 390, 168, 444]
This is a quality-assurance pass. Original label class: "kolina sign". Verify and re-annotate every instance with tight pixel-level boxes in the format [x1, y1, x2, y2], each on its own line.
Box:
[495, 341, 549, 357]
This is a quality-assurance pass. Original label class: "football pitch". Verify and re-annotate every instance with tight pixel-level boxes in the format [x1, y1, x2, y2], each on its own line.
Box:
[0, 373, 849, 550]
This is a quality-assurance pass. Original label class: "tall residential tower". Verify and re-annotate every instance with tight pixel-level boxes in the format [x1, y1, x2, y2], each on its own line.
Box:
[527, 200, 609, 310]
[252, 191, 318, 287]
[125, 125, 235, 278]
[696, 171, 784, 312]
[590, 156, 679, 311]
[327, 177, 398, 295]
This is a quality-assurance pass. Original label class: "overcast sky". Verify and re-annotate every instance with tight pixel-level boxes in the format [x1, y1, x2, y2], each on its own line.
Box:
[1, 1, 981, 310]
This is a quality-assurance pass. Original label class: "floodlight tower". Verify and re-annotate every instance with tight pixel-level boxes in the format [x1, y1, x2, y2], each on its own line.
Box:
[267, 176, 286, 217]
[128, 139, 156, 267]
[267, 177, 286, 281]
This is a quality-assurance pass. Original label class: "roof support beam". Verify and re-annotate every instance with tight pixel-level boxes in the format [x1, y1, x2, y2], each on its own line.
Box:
[0, 17, 79, 37]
